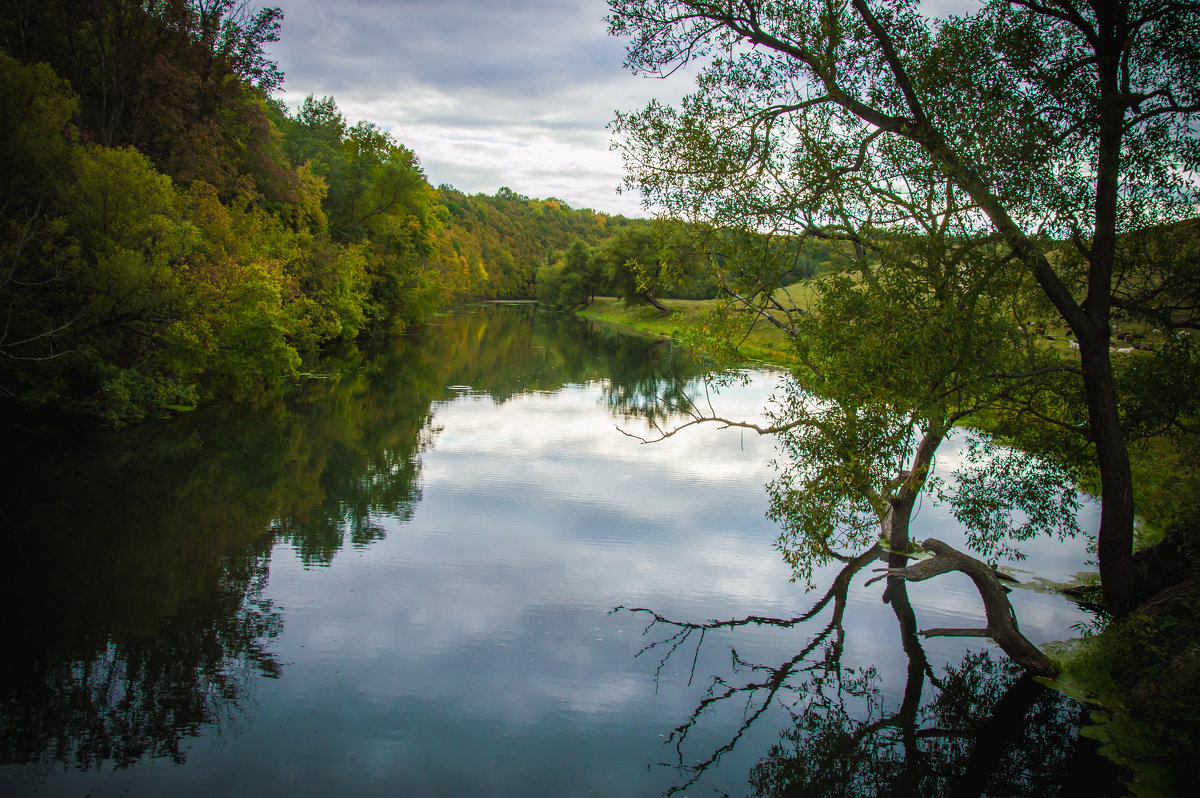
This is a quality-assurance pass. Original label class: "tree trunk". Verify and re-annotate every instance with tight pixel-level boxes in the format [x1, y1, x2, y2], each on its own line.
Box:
[884, 495, 916, 553]
[882, 424, 945, 553]
[879, 538, 1058, 677]
[1078, 4, 1136, 612]
[1077, 334, 1136, 611]
[646, 294, 673, 317]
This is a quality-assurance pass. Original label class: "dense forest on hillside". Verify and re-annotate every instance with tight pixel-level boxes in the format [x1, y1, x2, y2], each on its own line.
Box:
[0, 0, 751, 424]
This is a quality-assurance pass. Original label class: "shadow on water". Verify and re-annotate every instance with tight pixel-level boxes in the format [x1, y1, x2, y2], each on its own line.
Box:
[0, 305, 702, 773]
[619, 545, 1130, 797]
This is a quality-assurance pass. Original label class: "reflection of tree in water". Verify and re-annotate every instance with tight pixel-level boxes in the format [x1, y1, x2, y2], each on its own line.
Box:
[621, 548, 1128, 797]
[748, 652, 1103, 798]
[428, 304, 703, 414]
[603, 359, 759, 436]
[0, 305, 705, 771]
[1, 540, 281, 769]
[0, 407, 306, 770]
[270, 306, 705, 563]
[266, 338, 440, 565]
[0, 325, 445, 767]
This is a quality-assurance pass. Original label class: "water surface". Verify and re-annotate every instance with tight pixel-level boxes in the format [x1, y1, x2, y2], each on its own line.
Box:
[0, 305, 1124, 796]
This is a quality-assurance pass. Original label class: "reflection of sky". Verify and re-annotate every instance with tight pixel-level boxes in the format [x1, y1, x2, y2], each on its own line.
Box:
[25, 372, 1099, 797]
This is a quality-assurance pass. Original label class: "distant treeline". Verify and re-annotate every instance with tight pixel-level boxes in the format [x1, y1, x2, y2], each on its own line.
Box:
[533, 223, 841, 314]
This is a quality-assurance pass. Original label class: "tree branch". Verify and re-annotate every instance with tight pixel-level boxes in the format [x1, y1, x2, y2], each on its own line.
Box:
[867, 538, 1057, 676]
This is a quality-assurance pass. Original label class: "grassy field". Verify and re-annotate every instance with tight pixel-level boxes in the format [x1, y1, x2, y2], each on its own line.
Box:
[579, 296, 799, 366]
[581, 279, 1160, 370]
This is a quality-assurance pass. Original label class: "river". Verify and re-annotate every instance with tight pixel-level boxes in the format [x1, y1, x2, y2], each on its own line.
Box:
[0, 304, 1126, 796]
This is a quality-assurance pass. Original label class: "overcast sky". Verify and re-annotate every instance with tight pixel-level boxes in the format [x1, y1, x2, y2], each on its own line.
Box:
[267, 0, 976, 218]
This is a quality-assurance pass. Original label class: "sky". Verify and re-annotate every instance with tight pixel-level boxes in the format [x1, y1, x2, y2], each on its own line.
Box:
[266, 0, 976, 218]
[267, 0, 688, 217]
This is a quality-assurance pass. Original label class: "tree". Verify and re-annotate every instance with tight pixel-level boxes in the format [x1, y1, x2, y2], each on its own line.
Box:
[1, 1, 291, 202]
[282, 95, 347, 172]
[0, 49, 80, 392]
[537, 239, 606, 310]
[2, 6, 471, 421]
[607, 0, 1200, 611]
[437, 185, 631, 300]
[622, 206, 1083, 673]
[596, 224, 675, 315]
[278, 98, 450, 330]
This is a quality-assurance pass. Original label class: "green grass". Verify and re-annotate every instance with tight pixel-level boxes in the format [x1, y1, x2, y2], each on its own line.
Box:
[579, 296, 799, 367]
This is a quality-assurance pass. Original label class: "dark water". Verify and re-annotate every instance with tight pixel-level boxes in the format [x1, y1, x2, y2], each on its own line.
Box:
[0, 305, 1126, 796]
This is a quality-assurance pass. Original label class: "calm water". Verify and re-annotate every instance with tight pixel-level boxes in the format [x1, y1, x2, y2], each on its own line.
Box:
[1, 305, 1125, 796]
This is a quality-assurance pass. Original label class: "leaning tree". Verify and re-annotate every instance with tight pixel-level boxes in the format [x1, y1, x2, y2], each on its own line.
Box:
[608, 0, 1200, 610]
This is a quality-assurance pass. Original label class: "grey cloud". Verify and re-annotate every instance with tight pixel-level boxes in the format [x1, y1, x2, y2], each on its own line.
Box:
[267, 0, 661, 211]
[272, 0, 624, 98]
[264, 0, 984, 213]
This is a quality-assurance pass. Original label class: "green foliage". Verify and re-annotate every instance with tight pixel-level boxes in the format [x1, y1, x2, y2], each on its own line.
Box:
[766, 398, 909, 573]
[598, 224, 663, 307]
[283, 234, 371, 351]
[86, 366, 199, 426]
[170, 184, 302, 398]
[756, 223, 1083, 577]
[0, 48, 82, 392]
[1118, 333, 1200, 444]
[1126, 433, 1200, 544]
[0, 0, 292, 201]
[591, 221, 714, 311]
[0, 49, 77, 197]
[538, 239, 601, 310]
[437, 185, 634, 300]
[3, 25, 693, 423]
[939, 436, 1083, 563]
[280, 95, 470, 327]
[1060, 585, 1200, 795]
[0, 26, 469, 421]
[49, 144, 305, 421]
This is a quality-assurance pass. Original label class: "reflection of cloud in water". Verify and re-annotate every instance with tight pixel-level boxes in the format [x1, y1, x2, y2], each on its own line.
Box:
[428, 380, 780, 489]
[250, 369, 1103, 796]
[265, 374, 1099, 732]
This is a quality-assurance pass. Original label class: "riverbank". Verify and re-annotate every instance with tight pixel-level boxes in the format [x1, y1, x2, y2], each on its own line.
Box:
[579, 296, 797, 366]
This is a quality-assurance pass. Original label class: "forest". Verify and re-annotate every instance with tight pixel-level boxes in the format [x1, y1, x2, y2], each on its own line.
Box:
[0, 0, 745, 424]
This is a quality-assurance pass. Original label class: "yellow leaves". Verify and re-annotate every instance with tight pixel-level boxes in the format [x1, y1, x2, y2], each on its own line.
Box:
[179, 180, 235, 255]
